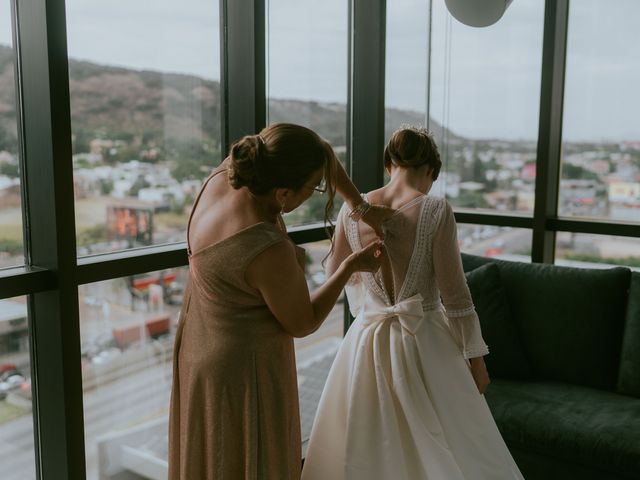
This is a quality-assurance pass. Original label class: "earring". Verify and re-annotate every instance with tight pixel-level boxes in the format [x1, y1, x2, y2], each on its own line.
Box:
[280, 199, 286, 214]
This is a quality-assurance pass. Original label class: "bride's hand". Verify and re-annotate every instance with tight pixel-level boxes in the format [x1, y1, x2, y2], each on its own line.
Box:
[346, 240, 386, 274]
[360, 204, 395, 239]
[469, 357, 490, 394]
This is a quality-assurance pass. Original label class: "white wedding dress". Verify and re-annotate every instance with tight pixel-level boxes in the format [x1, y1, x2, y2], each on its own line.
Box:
[302, 194, 524, 480]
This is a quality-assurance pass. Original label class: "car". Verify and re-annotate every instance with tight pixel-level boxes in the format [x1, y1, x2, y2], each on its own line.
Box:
[0, 363, 17, 375]
[0, 367, 22, 383]
[0, 370, 26, 400]
[164, 280, 185, 305]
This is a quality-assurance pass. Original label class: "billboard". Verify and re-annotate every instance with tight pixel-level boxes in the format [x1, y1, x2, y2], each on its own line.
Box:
[609, 182, 640, 203]
[106, 205, 154, 246]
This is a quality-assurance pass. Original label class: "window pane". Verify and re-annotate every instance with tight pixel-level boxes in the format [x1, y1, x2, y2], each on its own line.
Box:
[266, 0, 348, 227]
[0, 296, 35, 480]
[559, 0, 640, 223]
[79, 267, 188, 479]
[458, 224, 531, 262]
[66, 0, 221, 257]
[428, 0, 543, 214]
[556, 232, 640, 271]
[385, 0, 430, 134]
[295, 240, 343, 454]
[0, 5, 24, 268]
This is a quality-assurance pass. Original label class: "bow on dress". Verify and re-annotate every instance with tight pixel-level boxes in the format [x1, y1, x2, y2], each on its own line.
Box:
[361, 293, 425, 335]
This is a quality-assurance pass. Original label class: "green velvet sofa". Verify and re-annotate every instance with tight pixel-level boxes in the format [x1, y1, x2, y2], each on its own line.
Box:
[461, 253, 640, 480]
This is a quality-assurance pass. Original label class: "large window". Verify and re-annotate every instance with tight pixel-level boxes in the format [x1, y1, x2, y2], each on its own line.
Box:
[556, 232, 640, 271]
[0, 4, 23, 268]
[560, 0, 640, 224]
[266, 0, 349, 226]
[79, 268, 185, 479]
[65, 0, 221, 256]
[385, 0, 430, 135]
[458, 224, 531, 261]
[428, 0, 544, 214]
[3, 1, 640, 478]
[294, 240, 344, 452]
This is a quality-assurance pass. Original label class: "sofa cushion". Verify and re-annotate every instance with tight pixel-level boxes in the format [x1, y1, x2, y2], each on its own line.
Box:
[461, 253, 630, 391]
[618, 272, 640, 398]
[485, 379, 640, 478]
[465, 263, 533, 379]
[461, 252, 493, 273]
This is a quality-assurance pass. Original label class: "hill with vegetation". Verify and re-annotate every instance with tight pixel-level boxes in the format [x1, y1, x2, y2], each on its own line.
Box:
[0, 43, 452, 159]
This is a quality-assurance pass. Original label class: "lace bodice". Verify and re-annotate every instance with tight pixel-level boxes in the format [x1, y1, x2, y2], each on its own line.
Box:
[326, 194, 489, 359]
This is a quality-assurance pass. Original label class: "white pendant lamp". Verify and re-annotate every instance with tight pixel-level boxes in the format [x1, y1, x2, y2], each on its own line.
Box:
[444, 0, 514, 27]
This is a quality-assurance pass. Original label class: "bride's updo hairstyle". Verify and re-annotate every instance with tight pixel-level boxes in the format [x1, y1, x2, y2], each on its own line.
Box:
[227, 123, 337, 225]
[383, 126, 442, 181]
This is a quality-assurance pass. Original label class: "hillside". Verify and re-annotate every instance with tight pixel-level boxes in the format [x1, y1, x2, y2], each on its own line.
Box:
[0, 43, 452, 154]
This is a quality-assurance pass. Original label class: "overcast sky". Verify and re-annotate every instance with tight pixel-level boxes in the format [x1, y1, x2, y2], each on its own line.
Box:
[1, 0, 639, 142]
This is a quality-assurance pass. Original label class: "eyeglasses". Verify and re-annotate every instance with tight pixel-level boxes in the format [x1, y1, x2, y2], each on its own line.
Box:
[304, 178, 327, 194]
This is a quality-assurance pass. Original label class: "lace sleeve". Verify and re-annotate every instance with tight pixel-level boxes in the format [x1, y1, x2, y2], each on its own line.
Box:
[326, 203, 359, 285]
[433, 200, 489, 359]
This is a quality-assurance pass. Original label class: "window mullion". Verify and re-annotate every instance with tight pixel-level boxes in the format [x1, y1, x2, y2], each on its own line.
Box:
[349, 0, 386, 192]
[220, 0, 266, 154]
[14, 0, 85, 477]
[532, 0, 569, 263]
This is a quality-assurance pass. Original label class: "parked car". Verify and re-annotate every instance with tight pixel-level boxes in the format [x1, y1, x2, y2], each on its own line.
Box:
[0, 363, 17, 375]
[0, 369, 26, 400]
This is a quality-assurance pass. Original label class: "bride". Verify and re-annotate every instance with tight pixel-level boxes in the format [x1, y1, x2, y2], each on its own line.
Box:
[302, 127, 524, 479]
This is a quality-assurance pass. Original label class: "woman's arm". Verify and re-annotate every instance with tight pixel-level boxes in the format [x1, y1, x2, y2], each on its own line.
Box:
[246, 238, 384, 337]
[433, 200, 489, 359]
[334, 160, 394, 238]
[432, 200, 490, 393]
[334, 159, 364, 210]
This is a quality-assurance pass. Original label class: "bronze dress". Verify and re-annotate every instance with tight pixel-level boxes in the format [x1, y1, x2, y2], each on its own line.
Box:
[169, 172, 302, 479]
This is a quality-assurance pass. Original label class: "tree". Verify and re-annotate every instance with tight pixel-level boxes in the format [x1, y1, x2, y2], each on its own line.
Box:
[100, 179, 114, 195]
[128, 175, 150, 197]
[456, 191, 489, 209]
[0, 161, 19, 178]
[562, 163, 599, 182]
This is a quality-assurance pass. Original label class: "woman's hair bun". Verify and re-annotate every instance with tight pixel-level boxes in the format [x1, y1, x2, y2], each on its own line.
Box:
[228, 135, 265, 191]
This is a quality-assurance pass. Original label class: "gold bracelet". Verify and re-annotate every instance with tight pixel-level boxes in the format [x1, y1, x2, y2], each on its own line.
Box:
[348, 200, 371, 222]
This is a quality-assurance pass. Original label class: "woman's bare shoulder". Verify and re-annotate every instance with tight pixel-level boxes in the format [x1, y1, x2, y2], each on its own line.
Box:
[365, 186, 424, 209]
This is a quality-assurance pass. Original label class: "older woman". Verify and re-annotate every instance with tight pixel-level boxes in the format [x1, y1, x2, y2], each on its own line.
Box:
[169, 123, 390, 479]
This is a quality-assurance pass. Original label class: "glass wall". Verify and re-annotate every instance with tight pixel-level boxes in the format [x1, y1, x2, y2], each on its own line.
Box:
[79, 267, 187, 479]
[294, 240, 343, 451]
[65, 0, 221, 256]
[428, 0, 544, 214]
[0, 296, 35, 480]
[385, 0, 430, 135]
[266, 0, 349, 226]
[0, 3, 23, 268]
[559, 0, 640, 225]
[556, 232, 640, 271]
[457, 224, 531, 261]
[3, 1, 640, 477]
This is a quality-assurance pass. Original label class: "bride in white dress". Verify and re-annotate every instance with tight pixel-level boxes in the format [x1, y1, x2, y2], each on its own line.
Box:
[302, 127, 524, 480]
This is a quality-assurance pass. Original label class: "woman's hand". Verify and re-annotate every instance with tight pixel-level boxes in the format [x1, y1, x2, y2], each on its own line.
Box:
[469, 357, 490, 394]
[346, 240, 385, 274]
[360, 204, 395, 239]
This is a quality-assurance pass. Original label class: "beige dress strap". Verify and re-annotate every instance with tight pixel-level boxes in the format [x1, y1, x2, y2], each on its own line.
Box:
[185, 168, 228, 256]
